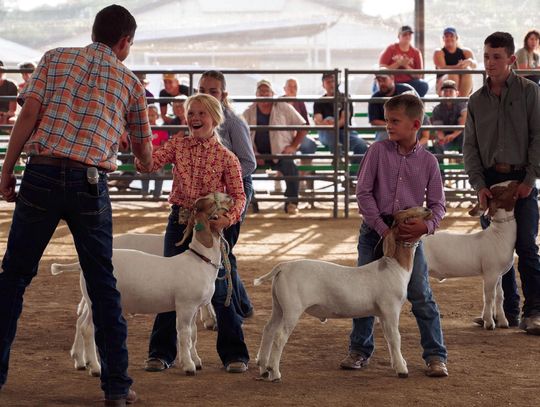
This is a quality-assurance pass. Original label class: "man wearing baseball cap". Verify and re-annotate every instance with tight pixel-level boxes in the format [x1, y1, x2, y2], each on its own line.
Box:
[430, 79, 467, 152]
[433, 26, 477, 96]
[379, 25, 429, 96]
[243, 79, 310, 214]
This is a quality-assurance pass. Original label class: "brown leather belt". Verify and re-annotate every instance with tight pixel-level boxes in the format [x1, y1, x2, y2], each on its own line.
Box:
[492, 163, 525, 174]
[28, 156, 93, 170]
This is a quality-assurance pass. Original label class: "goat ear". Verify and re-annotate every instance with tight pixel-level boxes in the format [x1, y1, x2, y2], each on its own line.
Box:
[382, 228, 396, 258]
[176, 214, 195, 246]
[468, 202, 484, 216]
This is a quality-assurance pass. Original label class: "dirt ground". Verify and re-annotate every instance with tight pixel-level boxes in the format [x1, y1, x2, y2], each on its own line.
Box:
[0, 201, 538, 407]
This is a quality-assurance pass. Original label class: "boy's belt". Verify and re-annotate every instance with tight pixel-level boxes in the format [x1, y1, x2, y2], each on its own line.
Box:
[492, 163, 525, 174]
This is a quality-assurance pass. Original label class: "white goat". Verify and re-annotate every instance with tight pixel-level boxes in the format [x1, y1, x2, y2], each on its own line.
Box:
[254, 207, 433, 381]
[423, 180, 519, 330]
[113, 233, 217, 331]
[51, 192, 232, 377]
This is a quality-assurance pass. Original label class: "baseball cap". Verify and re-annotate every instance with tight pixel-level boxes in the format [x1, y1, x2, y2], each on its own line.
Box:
[374, 67, 392, 78]
[441, 79, 458, 91]
[443, 27, 458, 36]
[398, 25, 414, 35]
[256, 79, 274, 92]
[321, 72, 335, 81]
[162, 73, 177, 80]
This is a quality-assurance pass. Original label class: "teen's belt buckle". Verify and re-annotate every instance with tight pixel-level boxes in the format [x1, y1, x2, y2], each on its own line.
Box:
[493, 163, 512, 174]
[178, 207, 191, 224]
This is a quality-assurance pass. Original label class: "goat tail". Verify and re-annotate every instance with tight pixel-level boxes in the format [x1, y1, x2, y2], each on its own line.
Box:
[253, 264, 283, 286]
[51, 262, 82, 276]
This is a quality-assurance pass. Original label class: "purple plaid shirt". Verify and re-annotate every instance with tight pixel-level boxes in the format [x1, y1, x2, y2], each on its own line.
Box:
[356, 139, 446, 236]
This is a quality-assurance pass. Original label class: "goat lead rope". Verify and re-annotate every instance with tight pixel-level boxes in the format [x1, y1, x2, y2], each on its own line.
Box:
[218, 236, 233, 307]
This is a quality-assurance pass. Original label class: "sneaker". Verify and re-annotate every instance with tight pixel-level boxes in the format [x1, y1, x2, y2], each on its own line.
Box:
[226, 361, 248, 373]
[339, 352, 369, 370]
[520, 315, 540, 335]
[425, 359, 448, 377]
[144, 358, 173, 372]
[284, 202, 298, 214]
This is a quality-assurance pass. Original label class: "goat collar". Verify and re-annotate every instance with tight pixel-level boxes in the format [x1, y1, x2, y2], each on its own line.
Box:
[396, 240, 420, 248]
[490, 215, 515, 224]
[189, 248, 220, 269]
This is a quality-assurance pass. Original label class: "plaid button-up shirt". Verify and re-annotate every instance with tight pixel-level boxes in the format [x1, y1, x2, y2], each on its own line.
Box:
[147, 134, 246, 225]
[19, 42, 151, 171]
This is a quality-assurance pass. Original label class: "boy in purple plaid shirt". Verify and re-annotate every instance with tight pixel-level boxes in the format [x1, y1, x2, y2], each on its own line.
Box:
[340, 94, 449, 377]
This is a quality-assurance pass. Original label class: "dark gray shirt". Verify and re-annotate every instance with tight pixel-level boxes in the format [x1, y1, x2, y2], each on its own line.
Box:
[463, 72, 540, 190]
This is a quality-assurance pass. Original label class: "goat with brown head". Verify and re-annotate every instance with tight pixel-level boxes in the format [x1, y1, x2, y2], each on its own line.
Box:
[177, 192, 233, 247]
[468, 181, 519, 218]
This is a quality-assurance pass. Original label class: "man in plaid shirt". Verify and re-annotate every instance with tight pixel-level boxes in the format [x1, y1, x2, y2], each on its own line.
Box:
[0, 5, 152, 406]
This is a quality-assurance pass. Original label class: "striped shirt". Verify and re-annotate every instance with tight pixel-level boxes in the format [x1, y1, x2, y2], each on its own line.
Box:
[356, 139, 445, 236]
[19, 42, 151, 171]
[146, 134, 246, 225]
[218, 107, 256, 177]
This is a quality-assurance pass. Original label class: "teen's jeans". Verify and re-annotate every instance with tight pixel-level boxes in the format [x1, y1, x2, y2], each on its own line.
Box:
[0, 163, 132, 399]
[482, 168, 540, 318]
[148, 206, 249, 366]
[348, 222, 447, 363]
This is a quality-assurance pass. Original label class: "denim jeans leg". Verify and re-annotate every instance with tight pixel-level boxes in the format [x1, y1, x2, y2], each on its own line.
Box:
[349, 223, 382, 356]
[407, 243, 447, 363]
[514, 189, 540, 317]
[480, 215, 520, 317]
[66, 173, 132, 397]
[212, 267, 249, 366]
[299, 136, 317, 155]
[275, 159, 299, 204]
[148, 215, 190, 364]
[318, 128, 337, 154]
[405, 79, 429, 97]
[0, 170, 61, 387]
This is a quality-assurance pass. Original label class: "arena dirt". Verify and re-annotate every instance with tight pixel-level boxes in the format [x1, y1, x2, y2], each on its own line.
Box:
[0, 202, 538, 407]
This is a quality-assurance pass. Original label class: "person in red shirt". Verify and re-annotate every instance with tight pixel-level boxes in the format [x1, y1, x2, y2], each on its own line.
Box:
[379, 25, 429, 96]
[136, 93, 249, 374]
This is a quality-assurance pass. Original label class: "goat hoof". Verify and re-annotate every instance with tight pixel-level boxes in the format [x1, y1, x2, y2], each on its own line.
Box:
[89, 369, 101, 378]
[398, 372, 408, 379]
[272, 378, 282, 383]
[75, 365, 86, 371]
[196, 364, 202, 370]
[260, 371, 269, 378]
[185, 370, 196, 376]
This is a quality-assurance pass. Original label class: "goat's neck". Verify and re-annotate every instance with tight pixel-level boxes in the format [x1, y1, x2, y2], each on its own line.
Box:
[490, 209, 515, 225]
[393, 243, 417, 271]
[188, 234, 222, 266]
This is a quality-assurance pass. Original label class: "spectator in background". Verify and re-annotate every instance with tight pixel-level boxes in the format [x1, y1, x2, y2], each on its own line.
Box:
[368, 70, 415, 141]
[379, 25, 429, 96]
[433, 27, 477, 96]
[135, 72, 154, 99]
[169, 95, 188, 138]
[514, 30, 540, 85]
[282, 77, 310, 124]
[159, 73, 189, 124]
[431, 79, 467, 153]
[141, 105, 169, 199]
[198, 69, 256, 319]
[17, 61, 36, 92]
[243, 79, 309, 214]
[0, 61, 18, 126]
[313, 73, 368, 175]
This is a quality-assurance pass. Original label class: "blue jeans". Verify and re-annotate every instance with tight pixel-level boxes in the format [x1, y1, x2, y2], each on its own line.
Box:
[148, 207, 249, 366]
[0, 164, 132, 399]
[224, 175, 254, 318]
[299, 136, 317, 155]
[274, 159, 299, 202]
[403, 79, 429, 97]
[349, 222, 447, 363]
[318, 121, 368, 174]
[482, 169, 540, 318]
